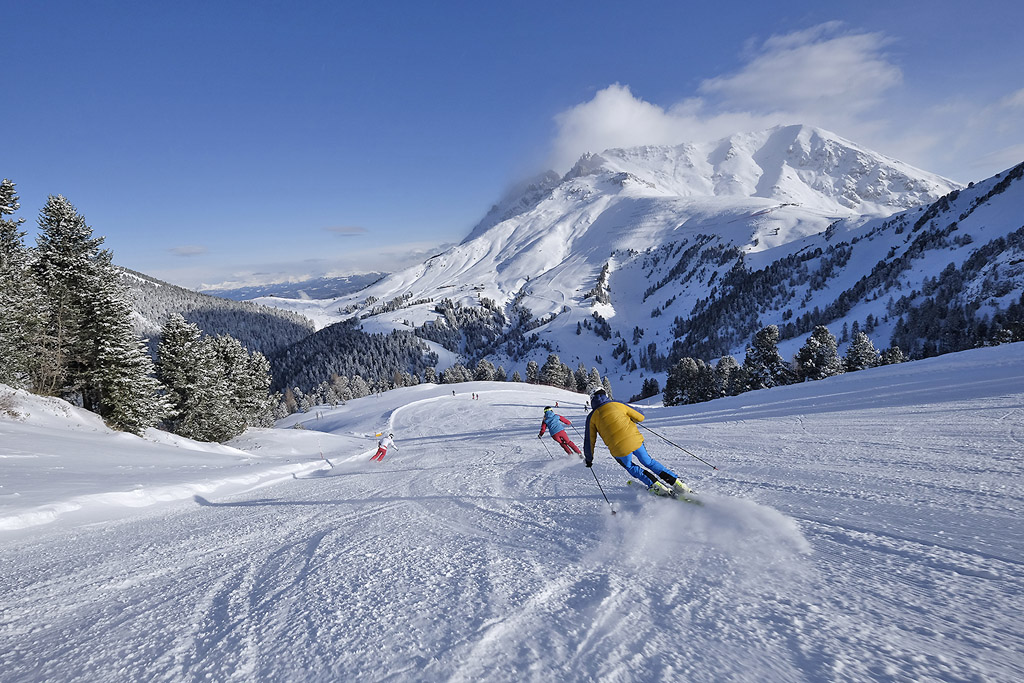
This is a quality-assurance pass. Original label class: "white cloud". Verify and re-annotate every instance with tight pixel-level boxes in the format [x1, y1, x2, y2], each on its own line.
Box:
[324, 225, 368, 236]
[155, 239, 455, 291]
[698, 26, 901, 116]
[169, 245, 207, 257]
[548, 23, 1023, 183]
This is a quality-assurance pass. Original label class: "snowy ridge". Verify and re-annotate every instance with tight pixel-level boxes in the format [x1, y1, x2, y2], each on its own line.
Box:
[2, 344, 1023, 680]
[245, 125, 1015, 399]
[568, 124, 957, 212]
[259, 125, 961, 332]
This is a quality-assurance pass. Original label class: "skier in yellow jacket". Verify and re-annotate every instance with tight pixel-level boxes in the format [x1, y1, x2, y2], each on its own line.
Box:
[583, 388, 691, 497]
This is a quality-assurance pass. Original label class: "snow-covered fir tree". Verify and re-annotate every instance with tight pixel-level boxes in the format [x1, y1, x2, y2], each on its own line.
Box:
[880, 345, 908, 365]
[157, 314, 274, 441]
[83, 258, 170, 434]
[30, 195, 166, 431]
[208, 334, 276, 431]
[796, 325, 846, 382]
[743, 325, 792, 390]
[845, 332, 881, 371]
[715, 355, 746, 397]
[574, 363, 589, 393]
[474, 359, 496, 381]
[663, 357, 717, 406]
[157, 314, 228, 440]
[525, 360, 539, 384]
[539, 354, 566, 386]
[31, 194, 107, 398]
[0, 179, 44, 388]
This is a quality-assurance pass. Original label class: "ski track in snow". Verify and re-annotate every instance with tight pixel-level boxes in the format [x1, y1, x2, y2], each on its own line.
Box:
[2, 350, 1024, 682]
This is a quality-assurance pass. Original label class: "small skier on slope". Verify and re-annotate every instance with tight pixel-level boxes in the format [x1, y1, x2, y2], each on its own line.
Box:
[583, 387, 691, 497]
[538, 407, 582, 456]
[370, 433, 397, 462]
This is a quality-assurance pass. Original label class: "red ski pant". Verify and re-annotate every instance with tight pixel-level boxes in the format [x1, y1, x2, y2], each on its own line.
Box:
[552, 431, 581, 455]
[371, 447, 387, 461]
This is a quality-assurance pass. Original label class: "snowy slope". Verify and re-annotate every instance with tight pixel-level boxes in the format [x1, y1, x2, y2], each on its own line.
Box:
[0, 386, 356, 531]
[2, 344, 1023, 681]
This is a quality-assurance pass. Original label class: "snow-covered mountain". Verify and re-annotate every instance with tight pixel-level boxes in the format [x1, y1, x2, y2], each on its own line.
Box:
[199, 272, 387, 301]
[252, 125, 1024, 396]
[120, 267, 315, 358]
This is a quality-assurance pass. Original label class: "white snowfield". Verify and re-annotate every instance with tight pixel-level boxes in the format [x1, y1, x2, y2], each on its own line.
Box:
[2, 344, 1023, 682]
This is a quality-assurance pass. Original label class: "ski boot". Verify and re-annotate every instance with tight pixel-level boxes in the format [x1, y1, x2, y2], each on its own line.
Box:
[671, 479, 693, 497]
[648, 480, 673, 497]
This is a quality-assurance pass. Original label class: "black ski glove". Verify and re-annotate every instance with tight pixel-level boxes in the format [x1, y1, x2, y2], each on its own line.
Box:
[584, 460, 592, 468]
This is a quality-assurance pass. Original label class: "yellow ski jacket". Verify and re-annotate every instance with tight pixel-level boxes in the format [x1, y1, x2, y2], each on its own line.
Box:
[583, 398, 645, 464]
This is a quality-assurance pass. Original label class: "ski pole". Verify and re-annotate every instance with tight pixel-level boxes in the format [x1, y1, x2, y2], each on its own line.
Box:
[638, 424, 718, 470]
[318, 439, 334, 468]
[569, 424, 586, 459]
[538, 436, 555, 459]
[590, 466, 616, 515]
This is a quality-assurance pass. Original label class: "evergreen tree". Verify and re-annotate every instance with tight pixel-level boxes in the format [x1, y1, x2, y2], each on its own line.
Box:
[525, 360, 539, 384]
[494, 365, 507, 382]
[796, 325, 845, 381]
[474, 358, 496, 381]
[511, 369, 522, 383]
[560, 363, 574, 390]
[32, 195, 106, 397]
[879, 346, 907, 365]
[664, 358, 694, 406]
[209, 334, 276, 432]
[742, 325, 791, 390]
[423, 366, 437, 383]
[588, 368, 602, 392]
[158, 317, 274, 440]
[715, 355, 744, 396]
[631, 377, 661, 401]
[601, 376, 613, 398]
[331, 374, 352, 402]
[574, 363, 589, 393]
[30, 194, 167, 430]
[539, 353, 565, 386]
[350, 375, 370, 398]
[157, 314, 229, 440]
[0, 179, 43, 387]
[845, 332, 880, 371]
[86, 265, 170, 433]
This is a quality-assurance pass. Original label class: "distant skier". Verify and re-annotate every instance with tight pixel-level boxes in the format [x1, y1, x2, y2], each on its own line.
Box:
[371, 433, 397, 462]
[583, 388, 691, 497]
[538, 407, 582, 456]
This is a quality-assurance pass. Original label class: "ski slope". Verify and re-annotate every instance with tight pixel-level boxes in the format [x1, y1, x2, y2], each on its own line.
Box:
[2, 344, 1023, 682]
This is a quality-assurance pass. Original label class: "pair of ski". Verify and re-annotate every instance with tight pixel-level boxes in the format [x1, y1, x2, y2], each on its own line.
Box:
[627, 479, 703, 505]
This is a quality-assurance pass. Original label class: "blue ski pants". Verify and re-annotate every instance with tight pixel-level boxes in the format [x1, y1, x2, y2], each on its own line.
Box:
[614, 444, 675, 487]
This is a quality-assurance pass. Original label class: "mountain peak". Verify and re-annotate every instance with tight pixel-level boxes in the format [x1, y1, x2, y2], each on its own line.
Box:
[556, 124, 960, 214]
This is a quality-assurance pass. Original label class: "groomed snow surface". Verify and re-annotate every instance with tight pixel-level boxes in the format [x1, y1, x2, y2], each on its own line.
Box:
[2, 344, 1023, 682]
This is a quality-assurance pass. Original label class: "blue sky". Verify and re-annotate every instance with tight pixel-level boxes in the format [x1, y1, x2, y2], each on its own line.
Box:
[5, 1, 1023, 289]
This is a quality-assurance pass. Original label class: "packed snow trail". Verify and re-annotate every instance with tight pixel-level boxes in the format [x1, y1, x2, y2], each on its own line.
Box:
[2, 347, 1024, 681]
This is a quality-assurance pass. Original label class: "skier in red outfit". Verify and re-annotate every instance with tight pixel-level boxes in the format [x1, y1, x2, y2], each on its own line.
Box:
[370, 433, 397, 462]
[538, 407, 582, 456]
